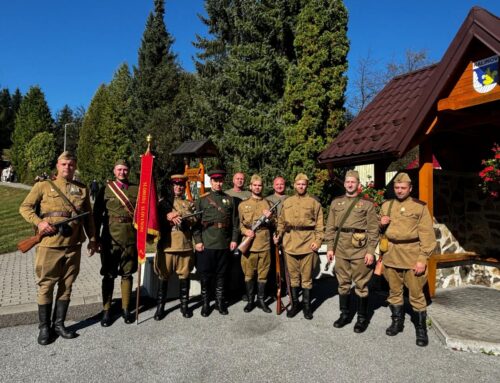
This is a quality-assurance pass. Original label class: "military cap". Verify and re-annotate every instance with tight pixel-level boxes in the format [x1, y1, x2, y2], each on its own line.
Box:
[345, 170, 360, 181]
[294, 173, 309, 182]
[208, 169, 227, 179]
[171, 174, 188, 184]
[114, 159, 130, 168]
[394, 172, 412, 184]
[58, 151, 76, 161]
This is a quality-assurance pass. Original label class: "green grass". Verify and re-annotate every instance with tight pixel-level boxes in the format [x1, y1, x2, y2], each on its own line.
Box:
[0, 185, 34, 254]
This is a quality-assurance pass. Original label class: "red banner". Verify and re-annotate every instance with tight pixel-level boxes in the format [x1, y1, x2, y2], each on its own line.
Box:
[134, 150, 159, 264]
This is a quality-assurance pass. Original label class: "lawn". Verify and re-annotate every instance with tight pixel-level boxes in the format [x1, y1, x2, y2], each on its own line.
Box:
[0, 185, 34, 254]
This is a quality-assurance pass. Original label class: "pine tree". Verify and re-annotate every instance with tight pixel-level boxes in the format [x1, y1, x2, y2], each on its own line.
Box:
[0, 88, 12, 152]
[25, 132, 57, 178]
[11, 86, 53, 182]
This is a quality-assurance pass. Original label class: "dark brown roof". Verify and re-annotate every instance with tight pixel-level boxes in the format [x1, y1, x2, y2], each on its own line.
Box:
[318, 6, 500, 167]
[171, 139, 219, 157]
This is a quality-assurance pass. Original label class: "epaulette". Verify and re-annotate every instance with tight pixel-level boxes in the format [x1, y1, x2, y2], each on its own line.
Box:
[200, 192, 210, 198]
[411, 197, 426, 205]
[71, 179, 86, 188]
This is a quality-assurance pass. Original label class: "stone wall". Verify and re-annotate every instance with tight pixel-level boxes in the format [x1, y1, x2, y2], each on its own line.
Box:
[433, 170, 500, 290]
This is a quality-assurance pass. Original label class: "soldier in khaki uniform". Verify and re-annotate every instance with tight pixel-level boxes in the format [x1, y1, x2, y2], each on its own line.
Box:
[325, 170, 379, 333]
[380, 172, 436, 347]
[193, 169, 239, 317]
[238, 174, 273, 313]
[19, 151, 97, 345]
[154, 174, 196, 320]
[275, 173, 324, 320]
[93, 159, 138, 326]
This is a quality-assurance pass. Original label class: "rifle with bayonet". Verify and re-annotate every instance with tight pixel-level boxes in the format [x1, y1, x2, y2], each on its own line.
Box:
[237, 200, 281, 254]
[17, 211, 90, 253]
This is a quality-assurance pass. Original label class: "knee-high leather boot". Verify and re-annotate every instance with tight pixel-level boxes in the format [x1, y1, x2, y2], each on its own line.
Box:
[386, 304, 405, 336]
[286, 287, 301, 318]
[121, 277, 133, 324]
[37, 304, 52, 345]
[302, 288, 313, 320]
[257, 281, 272, 313]
[154, 279, 168, 321]
[243, 280, 255, 313]
[101, 277, 114, 327]
[333, 294, 351, 328]
[415, 311, 429, 347]
[215, 277, 228, 315]
[200, 277, 211, 317]
[179, 279, 192, 318]
[53, 300, 76, 339]
[353, 296, 369, 333]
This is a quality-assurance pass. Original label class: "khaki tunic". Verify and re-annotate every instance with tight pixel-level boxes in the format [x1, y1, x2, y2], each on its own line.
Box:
[155, 196, 195, 280]
[265, 194, 287, 217]
[325, 195, 379, 297]
[19, 177, 96, 304]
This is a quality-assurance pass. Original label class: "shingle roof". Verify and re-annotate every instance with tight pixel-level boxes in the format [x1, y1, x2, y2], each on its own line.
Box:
[171, 139, 219, 157]
[318, 6, 500, 167]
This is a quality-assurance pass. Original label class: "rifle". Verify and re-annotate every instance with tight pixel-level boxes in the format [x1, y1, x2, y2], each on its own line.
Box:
[17, 211, 90, 253]
[275, 244, 292, 315]
[180, 210, 203, 220]
[237, 200, 281, 254]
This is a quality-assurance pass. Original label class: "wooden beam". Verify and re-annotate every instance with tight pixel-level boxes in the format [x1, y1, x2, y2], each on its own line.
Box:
[419, 142, 434, 217]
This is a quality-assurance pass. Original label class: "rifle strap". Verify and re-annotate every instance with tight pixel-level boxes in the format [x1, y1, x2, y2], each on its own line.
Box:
[381, 200, 395, 234]
[47, 179, 79, 215]
[332, 196, 361, 253]
[107, 181, 135, 218]
[206, 195, 227, 218]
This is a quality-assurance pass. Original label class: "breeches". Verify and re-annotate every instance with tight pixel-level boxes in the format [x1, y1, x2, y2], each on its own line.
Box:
[155, 251, 193, 280]
[285, 252, 315, 289]
[241, 250, 271, 282]
[196, 248, 229, 279]
[383, 266, 428, 311]
[100, 244, 138, 279]
[334, 257, 373, 297]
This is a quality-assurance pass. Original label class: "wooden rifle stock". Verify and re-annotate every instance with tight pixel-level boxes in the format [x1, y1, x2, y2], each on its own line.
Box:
[275, 245, 284, 315]
[16, 211, 90, 253]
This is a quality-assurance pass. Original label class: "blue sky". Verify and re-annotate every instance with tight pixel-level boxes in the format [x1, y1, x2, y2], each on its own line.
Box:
[1, 0, 499, 115]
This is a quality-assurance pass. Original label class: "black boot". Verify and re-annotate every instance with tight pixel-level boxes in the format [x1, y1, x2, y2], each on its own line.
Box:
[302, 288, 313, 320]
[101, 277, 114, 327]
[121, 277, 133, 324]
[333, 294, 351, 328]
[101, 310, 111, 327]
[200, 278, 211, 317]
[179, 279, 192, 318]
[215, 277, 228, 315]
[353, 296, 369, 333]
[257, 282, 272, 313]
[243, 280, 255, 313]
[386, 304, 405, 336]
[415, 311, 429, 347]
[154, 280, 168, 321]
[53, 300, 76, 339]
[37, 304, 52, 345]
[287, 287, 301, 318]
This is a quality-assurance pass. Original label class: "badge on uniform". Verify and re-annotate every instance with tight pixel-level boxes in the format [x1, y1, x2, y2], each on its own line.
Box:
[222, 198, 229, 205]
[70, 187, 82, 196]
[400, 207, 406, 212]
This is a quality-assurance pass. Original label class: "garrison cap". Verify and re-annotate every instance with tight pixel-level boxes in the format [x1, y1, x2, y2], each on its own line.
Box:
[58, 151, 76, 161]
[114, 159, 130, 168]
[208, 169, 227, 179]
[345, 170, 360, 181]
[394, 172, 412, 183]
[294, 173, 309, 182]
[171, 174, 188, 184]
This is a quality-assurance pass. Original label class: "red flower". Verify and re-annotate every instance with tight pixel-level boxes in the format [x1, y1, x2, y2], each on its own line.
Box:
[495, 153, 500, 159]
[490, 191, 498, 198]
[377, 190, 384, 195]
[373, 202, 379, 207]
[364, 193, 370, 199]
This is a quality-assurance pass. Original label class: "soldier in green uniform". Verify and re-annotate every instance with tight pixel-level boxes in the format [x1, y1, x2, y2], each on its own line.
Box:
[238, 174, 273, 313]
[93, 159, 138, 326]
[274, 173, 324, 320]
[193, 169, 239, 317]
[325, 170, 379, 333]
[380, 172, 436, 346]
[19, 151, 97, 345]
[154, 174, 196, 320]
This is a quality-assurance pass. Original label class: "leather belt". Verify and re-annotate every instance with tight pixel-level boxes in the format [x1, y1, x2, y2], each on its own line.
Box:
[334, 227, 366, 233]
[244, 225, 269, 232]
[110, 216, 133, 223]
[41, 211, 71, 218]
[389, 238, 419, 244]
[284, 225, 315, 232]
[202, 222, 228, 229]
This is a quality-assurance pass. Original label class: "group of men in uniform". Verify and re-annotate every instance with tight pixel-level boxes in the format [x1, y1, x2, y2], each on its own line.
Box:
[20, 152, 436, 348]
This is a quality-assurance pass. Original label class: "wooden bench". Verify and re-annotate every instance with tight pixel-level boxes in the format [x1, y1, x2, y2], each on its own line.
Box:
[428, 252, 500, 297]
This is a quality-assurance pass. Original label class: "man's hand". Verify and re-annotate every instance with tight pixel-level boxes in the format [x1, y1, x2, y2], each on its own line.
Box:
[326, 250, 335, 262]
[195, 243, 204, 252]
[245, 229, 255, 238]
[273, 234, 280, 245]
[87, 240, 99, 257]
[310, 242, 319, 252]
[167, 211, 182, 226]
[364, 253, 374, 266]
[229, 241, 237, 251]
[263, 209, 272, 219]
[380, 215, 391, 225]
[413, 261, 426, 276]
[37, 221, 56, 235]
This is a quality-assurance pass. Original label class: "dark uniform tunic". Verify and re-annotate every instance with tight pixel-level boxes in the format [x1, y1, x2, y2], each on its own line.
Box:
[325, 195, 379, 297]
[19, 177, 96, 304]
[93, 181, 138, 279]
[381, 197, 436, 311]
[193, 191, 239, 278]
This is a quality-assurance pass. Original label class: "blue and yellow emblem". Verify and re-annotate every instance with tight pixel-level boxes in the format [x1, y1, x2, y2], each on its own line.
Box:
[473, 55, 498, 94]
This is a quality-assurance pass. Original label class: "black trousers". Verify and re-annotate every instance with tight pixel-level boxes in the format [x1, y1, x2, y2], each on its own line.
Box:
[196, 248, 229, 279]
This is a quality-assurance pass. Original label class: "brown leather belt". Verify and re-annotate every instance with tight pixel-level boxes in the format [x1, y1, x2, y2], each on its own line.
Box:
[41, 211, 71, 218]
[284, 225, 315, 232]
[244, 225, 269, 232]
[202, 221, 228, 229]
[389, 238, 419, 244]
[110, 216, 133, 223]
[334, 227, 366, 233]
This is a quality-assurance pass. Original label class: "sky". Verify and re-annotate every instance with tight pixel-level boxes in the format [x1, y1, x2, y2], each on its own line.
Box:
[1, 0, 500, 115]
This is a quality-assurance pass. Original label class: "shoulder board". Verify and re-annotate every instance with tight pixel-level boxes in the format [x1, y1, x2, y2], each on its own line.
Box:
[411, 197, 427, 205]
[200, 192, 210, 198]
[71, 180, 86, 188]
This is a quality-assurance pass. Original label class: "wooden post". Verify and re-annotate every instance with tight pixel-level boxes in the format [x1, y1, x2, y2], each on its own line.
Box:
[419, 142, 434, 217]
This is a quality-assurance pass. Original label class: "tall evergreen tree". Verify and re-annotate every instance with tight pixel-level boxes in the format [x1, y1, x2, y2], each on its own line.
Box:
[281, 0, 349, 201]
[0, 87, 22, 154]
[11, 86, 53, 182]
[54, 105, 77, 154]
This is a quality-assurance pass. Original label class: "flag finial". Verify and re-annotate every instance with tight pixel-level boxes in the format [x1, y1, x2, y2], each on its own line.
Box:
[146, 134, 152, 153]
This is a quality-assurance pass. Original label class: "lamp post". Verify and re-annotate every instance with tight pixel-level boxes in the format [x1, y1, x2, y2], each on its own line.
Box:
[63, 123, 75, 152]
